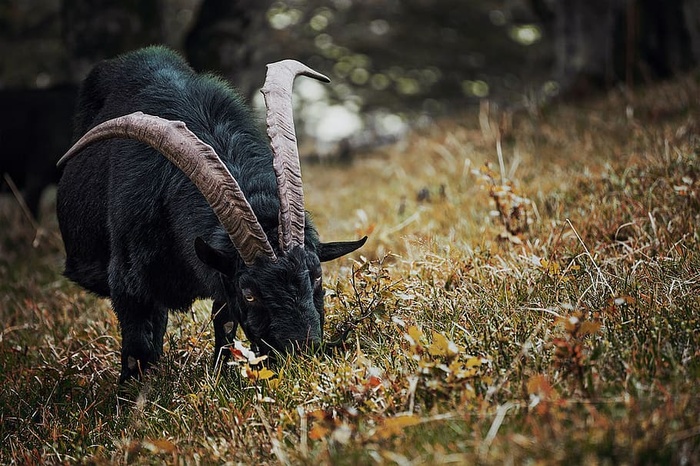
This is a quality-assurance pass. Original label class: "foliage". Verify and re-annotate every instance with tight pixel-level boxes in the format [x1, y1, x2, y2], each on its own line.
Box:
[1, 73, 700, 464]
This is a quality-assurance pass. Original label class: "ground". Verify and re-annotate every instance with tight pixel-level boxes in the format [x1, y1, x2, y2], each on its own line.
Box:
[1, 73, 699, 464]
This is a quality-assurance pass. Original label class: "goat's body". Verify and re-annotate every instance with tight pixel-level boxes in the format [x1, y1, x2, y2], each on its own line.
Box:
[59, 47, 301, 308]
[57, 47, 365, 382]
[58, 47, 301, 378]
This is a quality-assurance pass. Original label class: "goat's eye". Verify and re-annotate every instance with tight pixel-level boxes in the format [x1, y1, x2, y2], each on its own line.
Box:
[242, 288, 256, 302]
[313, 274, 322, 288]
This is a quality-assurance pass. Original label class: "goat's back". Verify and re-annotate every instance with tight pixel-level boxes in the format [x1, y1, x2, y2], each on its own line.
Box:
[57, 46, 278, 307]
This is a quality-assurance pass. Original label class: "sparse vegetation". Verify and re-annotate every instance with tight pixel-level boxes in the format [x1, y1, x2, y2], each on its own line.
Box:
[2, 74, 699, 464]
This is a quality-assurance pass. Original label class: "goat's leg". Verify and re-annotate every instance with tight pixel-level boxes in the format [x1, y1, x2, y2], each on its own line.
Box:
[112, 294, 160, 383]
[212, 300, 237, 366]
[151, 306, 169, 360]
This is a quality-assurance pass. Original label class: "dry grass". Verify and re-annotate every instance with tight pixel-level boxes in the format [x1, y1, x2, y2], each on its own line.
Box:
[1, 72, 699, 464]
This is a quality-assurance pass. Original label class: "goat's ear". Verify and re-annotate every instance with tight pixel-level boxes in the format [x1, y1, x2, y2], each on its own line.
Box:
[317, 236, 367, 262]
[195, 237, 234, 276]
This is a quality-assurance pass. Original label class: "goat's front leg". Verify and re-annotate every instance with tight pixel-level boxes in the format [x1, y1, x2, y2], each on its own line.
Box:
[151, 306, 169, 360]
[212, 300, 237, 366]
[113, 294, 164, 383]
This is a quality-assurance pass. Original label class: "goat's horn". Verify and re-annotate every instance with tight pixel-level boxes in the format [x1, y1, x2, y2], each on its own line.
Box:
[58, 111, 277, 266]
[261, 60, 330, 253]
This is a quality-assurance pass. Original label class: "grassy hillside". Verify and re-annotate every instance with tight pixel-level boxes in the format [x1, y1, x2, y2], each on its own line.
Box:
[1, 74, 699, 464]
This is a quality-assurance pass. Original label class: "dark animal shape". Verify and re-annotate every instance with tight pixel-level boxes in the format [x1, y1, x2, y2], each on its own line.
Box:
[56, 46, 366, 382]
[0, 85, 78, 217]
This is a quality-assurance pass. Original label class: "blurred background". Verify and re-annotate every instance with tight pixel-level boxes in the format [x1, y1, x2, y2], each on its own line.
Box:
[1, 0, 699, 218]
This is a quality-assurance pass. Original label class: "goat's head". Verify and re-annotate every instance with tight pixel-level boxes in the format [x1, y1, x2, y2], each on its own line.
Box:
[58, 60, 366, 355]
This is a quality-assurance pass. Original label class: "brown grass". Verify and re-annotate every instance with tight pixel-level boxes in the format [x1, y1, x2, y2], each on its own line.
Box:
[1, 72, 699, 464]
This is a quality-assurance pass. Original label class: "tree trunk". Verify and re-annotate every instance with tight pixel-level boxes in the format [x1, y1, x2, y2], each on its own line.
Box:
[62, 0, 164, 81]
[184, 0, 272, 101]
[531, 0, 700, 95]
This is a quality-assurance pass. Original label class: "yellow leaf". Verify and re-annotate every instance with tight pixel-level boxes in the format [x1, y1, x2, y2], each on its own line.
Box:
[550, 261, 560, 273]
[374, 414, 421, 440]
[406, 326, 423, 345]
[428, 332, 460, 357]
[418, 359, 435, 370]
[465, 356, 482, 368]
[245, 366, 275, 381]
[428, 332, 447, 356]
[267, 377, 281, 390]
[449, 360, 470, 379]
[540, 258, 561, 276]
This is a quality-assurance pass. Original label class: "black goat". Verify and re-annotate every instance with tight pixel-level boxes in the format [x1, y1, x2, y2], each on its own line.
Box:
[0, 85, 78, 217]
[56, 46, 366, 382]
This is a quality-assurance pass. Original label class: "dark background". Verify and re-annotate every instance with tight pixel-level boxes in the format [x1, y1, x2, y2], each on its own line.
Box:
[2, 1, 699, 105]
[1, 0, 699, 216]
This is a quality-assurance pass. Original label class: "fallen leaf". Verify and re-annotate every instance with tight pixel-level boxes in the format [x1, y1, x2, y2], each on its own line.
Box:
[406, 326, 423, 346]
[143, 439, 177, 454]
[579, 321, 601, 336]
[373, 414, 421, 440]
[428, 331, 460, 357]
[309, 423, 330, 440]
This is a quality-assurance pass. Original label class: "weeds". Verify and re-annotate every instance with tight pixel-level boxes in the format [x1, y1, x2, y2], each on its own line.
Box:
[2, 73, 700, 464]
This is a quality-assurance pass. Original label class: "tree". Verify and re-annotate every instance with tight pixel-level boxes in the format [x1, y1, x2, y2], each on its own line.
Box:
[530, 0, 700, 95]
[62, 0, 164, 81]
[185, 0, 272, 101]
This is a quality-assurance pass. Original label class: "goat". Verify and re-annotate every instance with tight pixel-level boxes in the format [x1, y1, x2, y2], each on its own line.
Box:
[56, 46, 366, 382]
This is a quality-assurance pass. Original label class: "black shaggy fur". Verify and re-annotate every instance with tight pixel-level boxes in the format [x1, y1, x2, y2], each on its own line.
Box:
[57, 46, 365, 382]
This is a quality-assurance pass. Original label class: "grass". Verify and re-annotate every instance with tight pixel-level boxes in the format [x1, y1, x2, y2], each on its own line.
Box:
[1, 72, 699, 464]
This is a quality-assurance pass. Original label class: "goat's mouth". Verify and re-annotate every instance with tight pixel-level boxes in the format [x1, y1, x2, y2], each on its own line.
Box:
[250, 338, 326, 364]
[247, 318, 363, 360]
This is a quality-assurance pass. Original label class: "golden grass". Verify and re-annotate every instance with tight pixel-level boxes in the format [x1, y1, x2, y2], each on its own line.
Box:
[1, 72, 699, 464]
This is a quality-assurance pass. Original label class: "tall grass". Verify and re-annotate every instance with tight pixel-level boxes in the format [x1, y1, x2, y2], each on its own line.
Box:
[1, 73, 699, 464]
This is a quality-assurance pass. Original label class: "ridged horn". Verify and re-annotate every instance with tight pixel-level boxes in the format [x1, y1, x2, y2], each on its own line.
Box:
[261, 60, 330, 252]
[57, 111, 277, 266]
